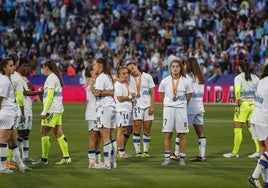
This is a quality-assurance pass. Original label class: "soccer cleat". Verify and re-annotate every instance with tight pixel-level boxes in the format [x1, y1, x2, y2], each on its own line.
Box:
[88, 162, 98, 169]
[190, 156, 206, 162]
[135, 153, 142, 157]
[6, 162, 16, 170]
[19, 165, 32, 173]
[161, 160, 170, 166]
[248, 176, 263, 188]
[141, 152, 150, 158]
[118, 153, 133, 159]
[170, 153, 179, 161]
[248, 152, 260, 159]
[94, 163, 111, 169]
[56, 158, 72, 165]
[32, 159, 48, 165]
[23, 157, 35, 162]
[0, 168, 14, 174]
[223, 153, 239, 158]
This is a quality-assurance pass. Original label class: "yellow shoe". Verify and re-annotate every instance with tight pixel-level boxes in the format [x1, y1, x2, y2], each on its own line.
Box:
[56, 157, 71, 165]
[141, 152, 150, 158]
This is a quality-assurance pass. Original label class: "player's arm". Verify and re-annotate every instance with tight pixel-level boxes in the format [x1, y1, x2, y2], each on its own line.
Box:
[40, 88, 54, 117]
[159, 92, 165, 103]
[149, 87, 155, 115]
[0, 96, 3, 110]
[16, 91, 25, 122]
[235, 84, 242, 106]
[23, 90, 43, 96]
[186, 93, 192, 104]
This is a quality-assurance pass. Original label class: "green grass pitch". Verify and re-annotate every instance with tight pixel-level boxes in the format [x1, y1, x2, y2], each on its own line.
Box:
[0, 103, 258, 188]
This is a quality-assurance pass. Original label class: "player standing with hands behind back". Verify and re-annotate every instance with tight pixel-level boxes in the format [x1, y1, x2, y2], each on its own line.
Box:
[33, 60, 71, 165]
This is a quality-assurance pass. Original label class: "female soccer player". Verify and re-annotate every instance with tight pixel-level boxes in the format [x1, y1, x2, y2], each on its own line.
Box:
[0, 58, 30, 174]
[248, 64, 268, 188]
[91, 57, 116, 169]
[84, 65, 102, 168]
[114, 65, 135, 158]
[185, 57, 206, 162]
[223, 60, 260, 158]
[126, 59, 155, 158]
[33, 60, 71, 165]
[158, 59, 192, 166]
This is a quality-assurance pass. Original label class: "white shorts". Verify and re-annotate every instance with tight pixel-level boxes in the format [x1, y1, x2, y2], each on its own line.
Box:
[87, 120, 99, 131]
[17, 116, 33, 130]
[97, 106, 116, 129]
[133, 106, 154, 121]
[116, 111, 133, 127]
[162, 107, 189, 133]
[188, 113, 204, 125]
[251, 123, 268, 141]
[0, 114, 17, 130]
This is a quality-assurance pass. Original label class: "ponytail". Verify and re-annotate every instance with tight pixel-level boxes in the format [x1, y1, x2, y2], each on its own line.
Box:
[43, 60, 64, 87]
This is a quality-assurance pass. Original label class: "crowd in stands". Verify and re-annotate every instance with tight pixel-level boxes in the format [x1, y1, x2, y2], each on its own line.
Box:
[0, 0, 268, 84]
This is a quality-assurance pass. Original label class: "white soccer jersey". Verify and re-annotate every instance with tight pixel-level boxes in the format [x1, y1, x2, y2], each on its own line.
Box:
[22, 78, 33, 117]
[11, 71, 24, 93]
[95, 73, 115, 109]
[234, 73, 259, 102]
[85, 85, 97, 120]
[158, 75, 193, 108]
[43, 73, 64, 113]
[129, 72, 155, 109]
[0, 74, 18, 116]
[251, 77, 268, 126]
[186, 75, 205, 114]
[114, 81, 132, 113]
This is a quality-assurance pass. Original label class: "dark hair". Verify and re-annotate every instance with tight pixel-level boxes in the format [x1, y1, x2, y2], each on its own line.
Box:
[185, 57, 205, 84]
[261, 64, 268, 79]
[95, 57, 113, 81]
[18, 56, 30, 67]
[170, 59, 186, 77]
[7, 52, 19, 65]
[239, 60, 252, 81]
[43, 60, 64, 87]
[0, 57, 12, 74]
[116, 66, 128, 77]
[85, 65, 94, 78]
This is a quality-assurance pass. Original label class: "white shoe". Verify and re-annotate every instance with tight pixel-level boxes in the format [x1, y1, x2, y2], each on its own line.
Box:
[161, 160, 170, 166]
[248, 152, 260, 158]
[94, 163, 111, 169]
[223, 153, 239, 158]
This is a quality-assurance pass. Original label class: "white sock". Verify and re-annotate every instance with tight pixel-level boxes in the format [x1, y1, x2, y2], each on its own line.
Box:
[199, 137, 206, 158]
[252, 152, 268, 179]
[133, 132, 141, 154]
[88, 149, 96, 164]
[175, 137, 180, 156]
[143, 134, 151, 153]
[103, 142, 111, 167]
[23, 138, 29, 159]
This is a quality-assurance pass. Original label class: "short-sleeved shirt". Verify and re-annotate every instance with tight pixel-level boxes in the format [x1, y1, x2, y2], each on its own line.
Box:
[43, 73, 64, 113]
[114, 81, 132, 113]
[251, 77, 268, 126]
[234, 73, 259, 102]
[129, 72, 155, 109]
[95, 73, 115, 109]
[0, 74, 18, 116]
[85, 85, 97, 121]
[186, 75, 205, 115]
[158, 75, 193, 108]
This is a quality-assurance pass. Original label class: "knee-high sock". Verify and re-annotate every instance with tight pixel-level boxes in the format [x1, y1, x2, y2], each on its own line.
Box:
[143, 134, 151, 153]
[133, 132, 141, 154]
[57, 135, 70, 158]
[41, 136, 50, 159]
[6, 146, 12, 163]
[111, 139, 117, 165]
[175, 137, 180, 156]
[164, 151, 171, 162]
[252, 152, 268, 179]
[22, 137, 29, 159]
[199, 137, 206, 158]
[0, 142, 7, 170]
[17, 136, 23, 152]
[88, 149, 96, 164]
[96, 150, 101, 163]
[103, 142, 111, 167]
[11, 146, 24, 168]
[232, 128, 242, 155]
[248, 127, 260, 153]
